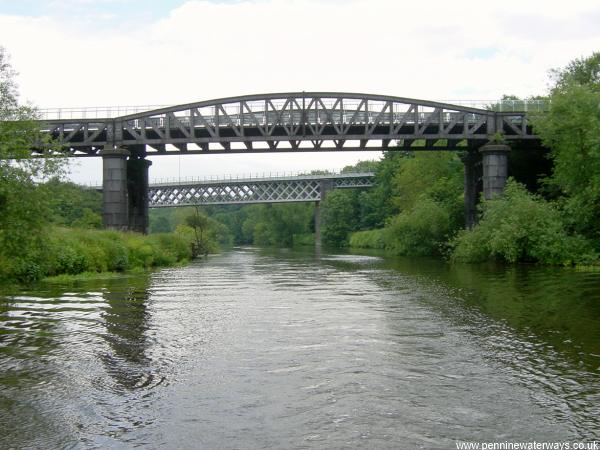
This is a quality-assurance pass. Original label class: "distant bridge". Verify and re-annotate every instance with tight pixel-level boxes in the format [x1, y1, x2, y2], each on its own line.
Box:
[147, 172, 375, 208]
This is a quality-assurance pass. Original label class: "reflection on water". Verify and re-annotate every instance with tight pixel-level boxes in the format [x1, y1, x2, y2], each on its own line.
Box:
[0, 249, 599, 448]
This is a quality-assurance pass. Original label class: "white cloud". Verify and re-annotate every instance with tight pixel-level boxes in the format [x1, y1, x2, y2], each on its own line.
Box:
[1, 0, 599, 182]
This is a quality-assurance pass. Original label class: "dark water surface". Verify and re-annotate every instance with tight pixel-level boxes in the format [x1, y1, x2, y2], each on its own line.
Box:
[0, 248, 598, 449]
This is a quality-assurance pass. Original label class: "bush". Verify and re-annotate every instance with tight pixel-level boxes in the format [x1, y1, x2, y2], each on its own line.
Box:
[293, 233, 315, 246]
[450, 179, 597, 265]
[0, 227, 196, 283]
[385, 198, 455, 256]
[348, 229, 386, 249]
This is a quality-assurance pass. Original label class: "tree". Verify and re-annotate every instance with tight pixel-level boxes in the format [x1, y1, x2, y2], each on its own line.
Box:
[41, 178, 102, 226]
[550, 52, 600, 91]
[249, 203, 313, 247]
[0, 47, 67, 281]
[322, 190, 357, 246]
[533, 52, 600, 244]
[185, 207, 212, 256]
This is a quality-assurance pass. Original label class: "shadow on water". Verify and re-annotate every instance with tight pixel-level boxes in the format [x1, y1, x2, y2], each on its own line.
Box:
[270, 246, 600, 370]
[380, 256, 600, 370]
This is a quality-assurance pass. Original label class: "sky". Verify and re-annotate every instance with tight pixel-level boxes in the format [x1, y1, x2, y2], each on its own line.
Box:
[1, 0, 599, 183]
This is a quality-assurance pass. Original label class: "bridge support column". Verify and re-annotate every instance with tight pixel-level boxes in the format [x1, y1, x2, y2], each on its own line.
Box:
[480, 143, 510, 200]
[315, 201, 322, 250]
[127, 157, 153, 234]
[315, 180, 333, 249]
[101, 146, 130, 231]
[461, 149, 482, 229]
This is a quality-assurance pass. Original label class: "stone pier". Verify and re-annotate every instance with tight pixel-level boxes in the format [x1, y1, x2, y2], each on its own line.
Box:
[461, 149, 482, 229]
[315, 179, 334, 249]
[480, 143, 510, 200]
[127, 157, 153, 234]
[101, 146, 130, 231]
[101, 145, 152, 233]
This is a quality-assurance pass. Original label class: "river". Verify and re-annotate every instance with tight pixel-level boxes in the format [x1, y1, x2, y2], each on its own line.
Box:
[1, 248, 599, 449]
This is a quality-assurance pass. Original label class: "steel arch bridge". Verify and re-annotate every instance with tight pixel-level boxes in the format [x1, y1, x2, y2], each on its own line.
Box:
[148, 172, 375, 208]
[38, 92, 540, 156]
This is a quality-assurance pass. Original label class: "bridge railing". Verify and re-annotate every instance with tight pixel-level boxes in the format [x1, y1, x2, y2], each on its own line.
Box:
[84, 169, 375, 189]
[37, 105, 170, 120]
[38, 99, 549, 121]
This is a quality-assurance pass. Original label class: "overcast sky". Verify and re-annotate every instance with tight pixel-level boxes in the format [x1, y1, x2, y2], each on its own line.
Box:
[1, 0, 599, 183]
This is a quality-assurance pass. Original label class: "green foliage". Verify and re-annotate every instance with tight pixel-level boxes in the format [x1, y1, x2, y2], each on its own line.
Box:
[0, 48, 68, 282]
[46, 228, 191, 278]
[292, 233, 315, 246]
[239, 203, 313, 247]
[150, 214, 173, 233]
[322, 190, 357, 247]
[391, 152, 462, 212]
[186, 202, 315, 248]
[386, 198, 456, 256]
[0, 225, 194, 283]
[550, 52, 600, 91]
[341, 160, 378, 173]
[72, 208, 102, 229]
[533, 51, 600, 245]
[348, 229, 386, 249]
[451, 180, 596, 265]
[180, 207, 226, 255]
[41, 179, 102, 227]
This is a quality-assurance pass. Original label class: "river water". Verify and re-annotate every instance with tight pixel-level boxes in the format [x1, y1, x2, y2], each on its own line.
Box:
[0, 248, 598, 449]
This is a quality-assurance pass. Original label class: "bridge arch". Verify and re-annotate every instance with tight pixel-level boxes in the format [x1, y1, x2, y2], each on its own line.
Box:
[41, 92, 536, 156]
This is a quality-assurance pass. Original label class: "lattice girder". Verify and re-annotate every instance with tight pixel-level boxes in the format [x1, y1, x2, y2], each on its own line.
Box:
[148, 173, 374, 207]
[35, 92, 539, 156]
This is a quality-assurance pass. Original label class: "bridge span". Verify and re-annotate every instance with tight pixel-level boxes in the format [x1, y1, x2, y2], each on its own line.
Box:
[147, 172, 375, 208]
[39, 92, 539, 156]
[31, 92, 544, 232]
[145, 172, 375, 247]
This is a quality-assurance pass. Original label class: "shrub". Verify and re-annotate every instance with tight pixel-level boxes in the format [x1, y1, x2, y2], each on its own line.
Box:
[348, 229, 386, 249]
[385, 198, 455, 256]
[450, 179, 597, 265]
[0, 227, 196, 283]
[292, 233, 315, 246]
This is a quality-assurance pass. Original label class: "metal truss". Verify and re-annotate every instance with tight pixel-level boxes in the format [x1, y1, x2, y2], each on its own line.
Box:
[148, 173, 374, 207]
[36, 92, 540, 157]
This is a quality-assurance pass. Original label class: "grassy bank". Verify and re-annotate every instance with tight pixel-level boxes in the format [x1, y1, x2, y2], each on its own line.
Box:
[0, 227, 195, 283]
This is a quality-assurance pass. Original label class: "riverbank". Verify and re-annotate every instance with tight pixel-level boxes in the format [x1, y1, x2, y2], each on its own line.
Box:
[0, 227, 195, 284]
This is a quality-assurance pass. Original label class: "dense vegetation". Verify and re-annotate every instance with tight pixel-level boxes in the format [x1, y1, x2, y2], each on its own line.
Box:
[0, 47, 224, 283]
